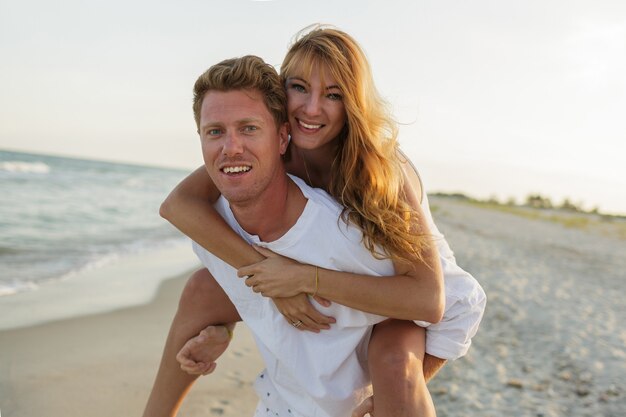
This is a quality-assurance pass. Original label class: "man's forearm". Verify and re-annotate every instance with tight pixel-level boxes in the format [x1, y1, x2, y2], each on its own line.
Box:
[423, 354, 446, 382]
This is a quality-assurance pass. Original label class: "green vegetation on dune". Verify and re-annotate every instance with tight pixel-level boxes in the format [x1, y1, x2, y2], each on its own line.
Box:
[430, 192, 626, 239]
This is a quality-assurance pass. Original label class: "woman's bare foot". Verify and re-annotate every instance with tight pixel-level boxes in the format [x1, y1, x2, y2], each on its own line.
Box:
[176, 325, 233, 375]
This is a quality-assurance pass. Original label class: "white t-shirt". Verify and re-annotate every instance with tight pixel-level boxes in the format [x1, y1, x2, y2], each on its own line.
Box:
[194, 176, 395, 417]
[193, 175, 486, 416]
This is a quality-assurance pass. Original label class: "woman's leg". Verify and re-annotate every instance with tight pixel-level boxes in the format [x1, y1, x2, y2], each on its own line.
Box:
[367, 320, 436, 417]
[142, 268, 241, 417]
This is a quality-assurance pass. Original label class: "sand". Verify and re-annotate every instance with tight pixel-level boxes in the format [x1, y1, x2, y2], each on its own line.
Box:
[0, 272, 264, 417]
[426, 197, 626, 417]
[1, 196, 625, 416]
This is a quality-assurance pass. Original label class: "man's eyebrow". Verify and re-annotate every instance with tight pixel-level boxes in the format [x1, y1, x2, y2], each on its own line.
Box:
[238, 117, 264, 125]
[201, 117, 263, 128]
[200, 121, 221, 131]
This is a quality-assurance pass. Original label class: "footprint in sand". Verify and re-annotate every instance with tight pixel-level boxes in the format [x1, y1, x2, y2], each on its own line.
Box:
[209, 399, 231, 415]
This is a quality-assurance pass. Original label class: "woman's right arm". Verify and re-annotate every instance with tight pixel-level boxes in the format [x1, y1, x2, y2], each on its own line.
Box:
[160, 166, 265, 268]
[160, 167, 334, 331]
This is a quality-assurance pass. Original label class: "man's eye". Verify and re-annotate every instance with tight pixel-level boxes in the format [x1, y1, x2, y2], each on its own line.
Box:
[243, 126, 258, 133]
[207, 129, 222, 135]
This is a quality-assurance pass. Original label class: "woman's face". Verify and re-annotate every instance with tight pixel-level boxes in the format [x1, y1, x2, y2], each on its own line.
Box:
[285, 64, 347, 151]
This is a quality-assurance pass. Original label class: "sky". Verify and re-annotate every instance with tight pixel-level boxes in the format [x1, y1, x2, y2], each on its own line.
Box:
[1, 0, 625, 214]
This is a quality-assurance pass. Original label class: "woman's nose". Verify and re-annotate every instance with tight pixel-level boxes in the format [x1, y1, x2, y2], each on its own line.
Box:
[303, 95, 322, 117]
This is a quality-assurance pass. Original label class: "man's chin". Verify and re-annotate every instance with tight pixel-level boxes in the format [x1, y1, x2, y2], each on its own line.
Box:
[220, 190, 256, 206]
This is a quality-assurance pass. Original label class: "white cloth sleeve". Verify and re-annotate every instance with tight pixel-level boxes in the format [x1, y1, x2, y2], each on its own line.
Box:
[419, 257, 487, 360]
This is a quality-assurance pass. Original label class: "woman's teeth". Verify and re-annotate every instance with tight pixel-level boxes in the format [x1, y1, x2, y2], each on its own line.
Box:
[299, 120, 322, 129]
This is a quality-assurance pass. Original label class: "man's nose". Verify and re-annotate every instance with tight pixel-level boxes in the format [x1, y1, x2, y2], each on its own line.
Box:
[222, 133, 244, 156]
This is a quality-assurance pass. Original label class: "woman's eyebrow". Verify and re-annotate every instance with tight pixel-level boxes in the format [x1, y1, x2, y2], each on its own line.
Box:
[288, 76, 309, 86]
[288, 76, 340, 91]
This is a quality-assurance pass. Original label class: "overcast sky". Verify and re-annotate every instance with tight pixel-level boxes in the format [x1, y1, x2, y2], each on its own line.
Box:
[1, 0, 625, 213]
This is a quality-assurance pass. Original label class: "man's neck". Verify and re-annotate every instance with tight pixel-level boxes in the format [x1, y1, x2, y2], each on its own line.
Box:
[230, 174, 307, 242]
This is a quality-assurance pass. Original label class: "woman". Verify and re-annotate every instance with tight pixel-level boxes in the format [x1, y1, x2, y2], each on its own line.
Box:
[144, 25, 484, 417]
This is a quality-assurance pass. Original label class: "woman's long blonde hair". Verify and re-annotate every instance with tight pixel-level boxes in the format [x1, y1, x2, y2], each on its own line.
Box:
[281, 25, 430, 264]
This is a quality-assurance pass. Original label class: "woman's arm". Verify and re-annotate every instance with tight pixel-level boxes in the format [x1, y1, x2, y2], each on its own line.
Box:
[160, 166, 264, 267]
[160, 167, 335, 331]
[240, 162, 445, 324]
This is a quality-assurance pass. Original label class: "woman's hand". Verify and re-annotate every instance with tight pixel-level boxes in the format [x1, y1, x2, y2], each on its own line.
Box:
[238, 246, 315, 298]
[352, 395, 374, 417]
[238, 247, 335, 331]
[272, 294, 335, 333]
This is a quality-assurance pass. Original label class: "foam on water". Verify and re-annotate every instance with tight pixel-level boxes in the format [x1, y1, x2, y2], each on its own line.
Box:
[0, 242, 200, 330]
[0, 160, 51, 174]
[0, 150, 199, 328]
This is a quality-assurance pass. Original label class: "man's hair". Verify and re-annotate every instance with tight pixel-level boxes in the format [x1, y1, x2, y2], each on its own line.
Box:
[193, 55, 288, 130]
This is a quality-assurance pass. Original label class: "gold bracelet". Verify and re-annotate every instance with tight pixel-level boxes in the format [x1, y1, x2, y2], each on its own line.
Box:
[311, 266, 319, 298]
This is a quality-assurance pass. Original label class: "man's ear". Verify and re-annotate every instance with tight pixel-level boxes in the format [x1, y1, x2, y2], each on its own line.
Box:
[278, 122, 290, 155]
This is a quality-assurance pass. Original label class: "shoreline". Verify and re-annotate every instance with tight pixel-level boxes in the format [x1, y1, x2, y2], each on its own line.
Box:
[0, 243, 200, 331]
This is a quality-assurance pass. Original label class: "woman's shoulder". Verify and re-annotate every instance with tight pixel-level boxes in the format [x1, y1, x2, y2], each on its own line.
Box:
[397, 149, 424, 204]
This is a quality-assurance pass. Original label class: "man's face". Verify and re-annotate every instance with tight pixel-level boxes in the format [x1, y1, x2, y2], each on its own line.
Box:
[198, 89, 289, 205]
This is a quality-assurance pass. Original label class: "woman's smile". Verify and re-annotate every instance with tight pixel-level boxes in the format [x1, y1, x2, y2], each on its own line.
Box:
[286, 65, 347, 150]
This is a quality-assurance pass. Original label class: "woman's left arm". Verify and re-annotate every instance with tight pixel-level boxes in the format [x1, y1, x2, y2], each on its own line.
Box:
[240, 161, 445, 323]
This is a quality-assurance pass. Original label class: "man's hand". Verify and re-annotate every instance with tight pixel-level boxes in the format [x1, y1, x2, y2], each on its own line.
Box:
[352, 395, 374, 417]
[176, 325, 232, 375]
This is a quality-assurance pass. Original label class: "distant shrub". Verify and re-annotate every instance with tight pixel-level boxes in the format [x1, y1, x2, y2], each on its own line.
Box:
[559, 198, 582, 212]
[525, 194, 553, 209]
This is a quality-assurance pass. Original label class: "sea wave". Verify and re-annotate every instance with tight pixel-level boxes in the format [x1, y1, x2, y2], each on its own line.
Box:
[0, 150, 190, 300]
[0, 161, 51, 174]
[0, 280, 40, 296]
[0, 246, 21, 255]
[0, 236, 189, 297]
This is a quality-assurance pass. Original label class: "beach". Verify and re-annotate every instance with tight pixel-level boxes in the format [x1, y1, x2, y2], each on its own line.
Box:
[1, 196, 625, 416]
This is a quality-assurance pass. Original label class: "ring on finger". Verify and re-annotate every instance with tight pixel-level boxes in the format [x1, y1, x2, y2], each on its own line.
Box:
[291, 320, 303, 328]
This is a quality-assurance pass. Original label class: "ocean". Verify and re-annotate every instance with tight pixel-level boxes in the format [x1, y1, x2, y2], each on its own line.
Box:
[0, 150, 197, 306]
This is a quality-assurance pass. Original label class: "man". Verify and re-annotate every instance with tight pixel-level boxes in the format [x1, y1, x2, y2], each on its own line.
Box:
[181, 55, 428, 416]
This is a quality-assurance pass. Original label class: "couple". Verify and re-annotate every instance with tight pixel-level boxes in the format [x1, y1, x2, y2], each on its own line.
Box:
[144, 26, 486, 417]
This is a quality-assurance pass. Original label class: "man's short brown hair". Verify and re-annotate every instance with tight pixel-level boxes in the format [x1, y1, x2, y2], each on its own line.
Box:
[193, 55, 288, 130]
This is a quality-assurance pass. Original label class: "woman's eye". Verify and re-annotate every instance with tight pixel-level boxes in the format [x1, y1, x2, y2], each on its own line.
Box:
[291, 83, 306, 93]
[327, 93, 342, 101]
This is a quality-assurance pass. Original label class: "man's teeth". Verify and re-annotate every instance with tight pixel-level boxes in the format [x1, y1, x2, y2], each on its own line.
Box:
[299, 120, 322, 129]
[223, 166, 251, 174]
